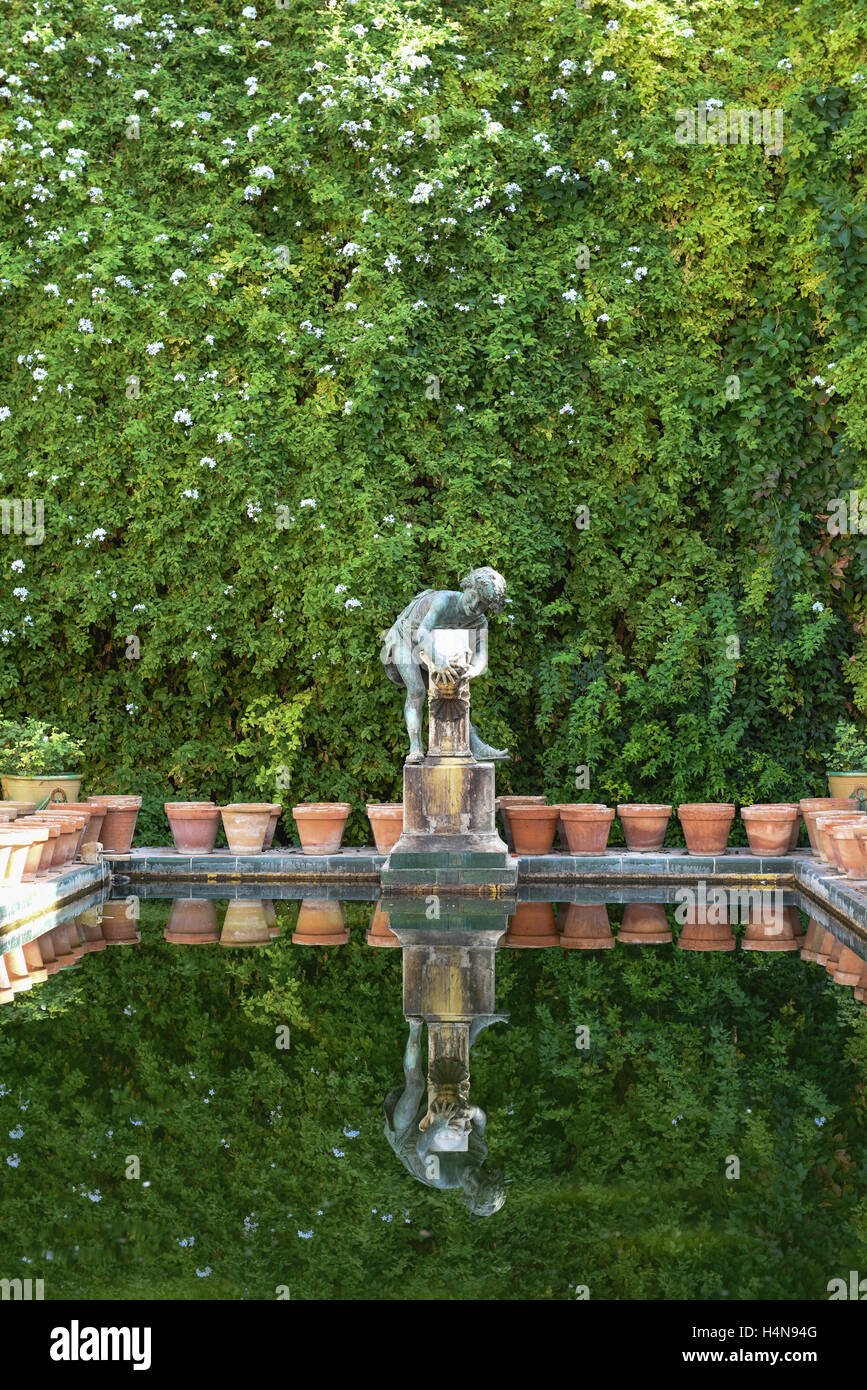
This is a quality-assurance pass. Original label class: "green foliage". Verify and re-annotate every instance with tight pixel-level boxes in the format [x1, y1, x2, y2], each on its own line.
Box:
[0, 718, 85, 776]
[0, 1, 865, 835]
[829, 719, 867, 770]
[1, 897, 866, 1300]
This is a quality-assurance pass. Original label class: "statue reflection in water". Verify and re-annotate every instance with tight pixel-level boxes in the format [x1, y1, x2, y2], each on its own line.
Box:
[382, 902, 509, 1216]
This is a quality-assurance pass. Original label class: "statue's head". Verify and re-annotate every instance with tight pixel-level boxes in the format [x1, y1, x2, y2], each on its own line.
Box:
[460, 567, 507, 616]
[459, 1166, 507, 1218]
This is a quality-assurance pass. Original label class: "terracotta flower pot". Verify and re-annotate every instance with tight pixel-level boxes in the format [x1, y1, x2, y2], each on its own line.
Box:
[814, 812, 866, 865]
[677, 917, 737, 952]
[86, 795, 142, 853]
[617, 804, 672, 853]
[827, 822, 867, 879]
[30, 816, 76, 864]
[100, 901, 141, 945]
[76, 909, 107, 952]
[0, 844, 11, 887]
[504, 901, 558, 948]
[832, 944, 866, 986]
[165, 802, 221, 854]
[21, 938, 48, 984]
[292, 803, 351, 854]
[366, 902, 399, 947]
[220, 803, 274, 855]
[741, 904, 803, 951]
[619, 902, 672, 945]
[3, 945, 33, 991]
[220, 899, 271, 946]
[35, 823, 61, 872]
[0, 824, 49, 880]
[0, 801, 36, 815]
[800, 798, 855, 851]
[740, 804, 799, 855]
[677, 803, 735, 854]
[799, 918, 827, 963]
[558, 902, 615, 949]
[366, 803, 404, 854]
[165, 898, 219, 944]
[495, 796, 546, 851]
[293, 898, 349, 945]
[559, 805, 615, 855]
[262, 805, 282, 850]
[0, 833, 36, 885]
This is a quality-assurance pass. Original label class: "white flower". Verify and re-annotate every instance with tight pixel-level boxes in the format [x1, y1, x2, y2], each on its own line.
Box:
[596, 313, 610, 323]
[600, 70, 617, 82]
[559, 402, 574, 415]
[344, 597, 362, 610]
[170, 269, 187, 284]
[384, 253, 401, 274]
[173, 408, 193, 425]
[252, 165, 274, 179]
[78, 318, 94, 333]
[300, 498, 316, 508]
[341, 241, 361, 257]
[634, 266, 647, 280]
[812, 601, 824, 612]
[189, 162, 207, 175]
[11, 559, 24, 572]
[146, 341, 164, 355]
[242, 4, 257, 16]
[812, 375, 826, 386]
[243, 185, 262, 201]
[705, 97, 724, 110]
[181, 488, 199, 500]
[777, 57, 792, 70]
[344, 400, 353, 414]
[562, 289, 578, 302]
[43, 283, 59, 295]
[12, 587, 28, 600]
[199, 456, 216, 469]
[133, 89, 149, 101]
[594, 159, 611, 172]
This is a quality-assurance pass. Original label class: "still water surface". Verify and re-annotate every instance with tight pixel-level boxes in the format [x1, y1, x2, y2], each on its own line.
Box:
[1, 887, 865, 1301]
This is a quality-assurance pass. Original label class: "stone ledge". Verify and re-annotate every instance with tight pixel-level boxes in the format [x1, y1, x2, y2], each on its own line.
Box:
[0, 863, 112, 934]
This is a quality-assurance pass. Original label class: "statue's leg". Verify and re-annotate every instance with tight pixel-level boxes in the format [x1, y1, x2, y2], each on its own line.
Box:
[469, 723, 510, 761]
[395, 659, 426, 763]
[393, 1018, 425, 1130]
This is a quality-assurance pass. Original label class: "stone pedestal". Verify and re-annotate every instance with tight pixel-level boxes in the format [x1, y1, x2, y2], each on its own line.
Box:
[381, 759, 517, 893]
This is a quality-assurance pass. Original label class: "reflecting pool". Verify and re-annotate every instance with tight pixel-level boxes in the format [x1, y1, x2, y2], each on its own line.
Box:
[1, 886, 866, 1300]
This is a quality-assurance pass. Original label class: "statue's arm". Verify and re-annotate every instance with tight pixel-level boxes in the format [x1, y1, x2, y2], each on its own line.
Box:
[415, 592, 450, 652]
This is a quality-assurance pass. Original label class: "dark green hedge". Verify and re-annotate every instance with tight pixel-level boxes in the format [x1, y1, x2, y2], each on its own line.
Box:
[0, 1, 865, 842]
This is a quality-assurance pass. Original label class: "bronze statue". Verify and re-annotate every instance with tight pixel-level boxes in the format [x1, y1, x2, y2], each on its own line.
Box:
[380, 567, 509, 764]
[383, 1015, 508, 1216]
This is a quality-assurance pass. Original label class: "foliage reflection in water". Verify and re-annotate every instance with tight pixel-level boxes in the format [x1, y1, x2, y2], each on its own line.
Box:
[0, 890, 866, 1300]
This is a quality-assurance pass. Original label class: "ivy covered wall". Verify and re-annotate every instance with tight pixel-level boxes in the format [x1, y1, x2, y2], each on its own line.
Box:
[0, 1, 865, 841]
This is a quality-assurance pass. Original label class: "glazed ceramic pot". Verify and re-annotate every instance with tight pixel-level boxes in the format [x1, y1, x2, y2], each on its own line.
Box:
[220, 803, 274, 855]
[220, 899, 271, 946]
[617, 804, 672, 853]
[827, 771, 867, 801]
[262, 805, 282, 850]
[677, 803, 735, 854]
[1, 774, 81, 804]
[558, 903, 615, 949]
[618, 902, 672, 945]
[292, 803, 351, 854]
[495, 796, 546, 851]
[366, 803, 404, 854]
[366, 902, 399, 947]
[741, 904, 803, 951]
[165, 801, 221, 854]
[86, 795, 142, 853]
[800, 798, 855, 851]
[503, 901, 558, 948]
[293, 898, 349, 946]
[814, 812, 866, 865]
[826, 822, 867, 879]
[559, 805, 615, 855]
[740, 804, 799, 855]
[165, 897, 219, 944]
[498, 804, 559, 855]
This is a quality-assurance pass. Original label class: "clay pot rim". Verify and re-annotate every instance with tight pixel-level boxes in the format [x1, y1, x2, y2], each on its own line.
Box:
[165, 800, 217, 808]
[678, 803, 736, 814]
[800, 797, 854, 807]
[366, 803, 404, 814]
[507, 805, 562, 819]
[292, 802, 351, 814]
[86, 795, 142, 804]
[496, 795, 547, 804]
[560, 804, 615, 818]
[166, 803, 220, 816]
[741, 805, 798, 819]
[617, 803, 672, 815]
[222, 803, 280, 813]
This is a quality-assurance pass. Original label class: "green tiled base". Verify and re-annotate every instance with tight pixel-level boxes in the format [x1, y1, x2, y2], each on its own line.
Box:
[386, 849, 513, 869]
[381, 867, 519, 894]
